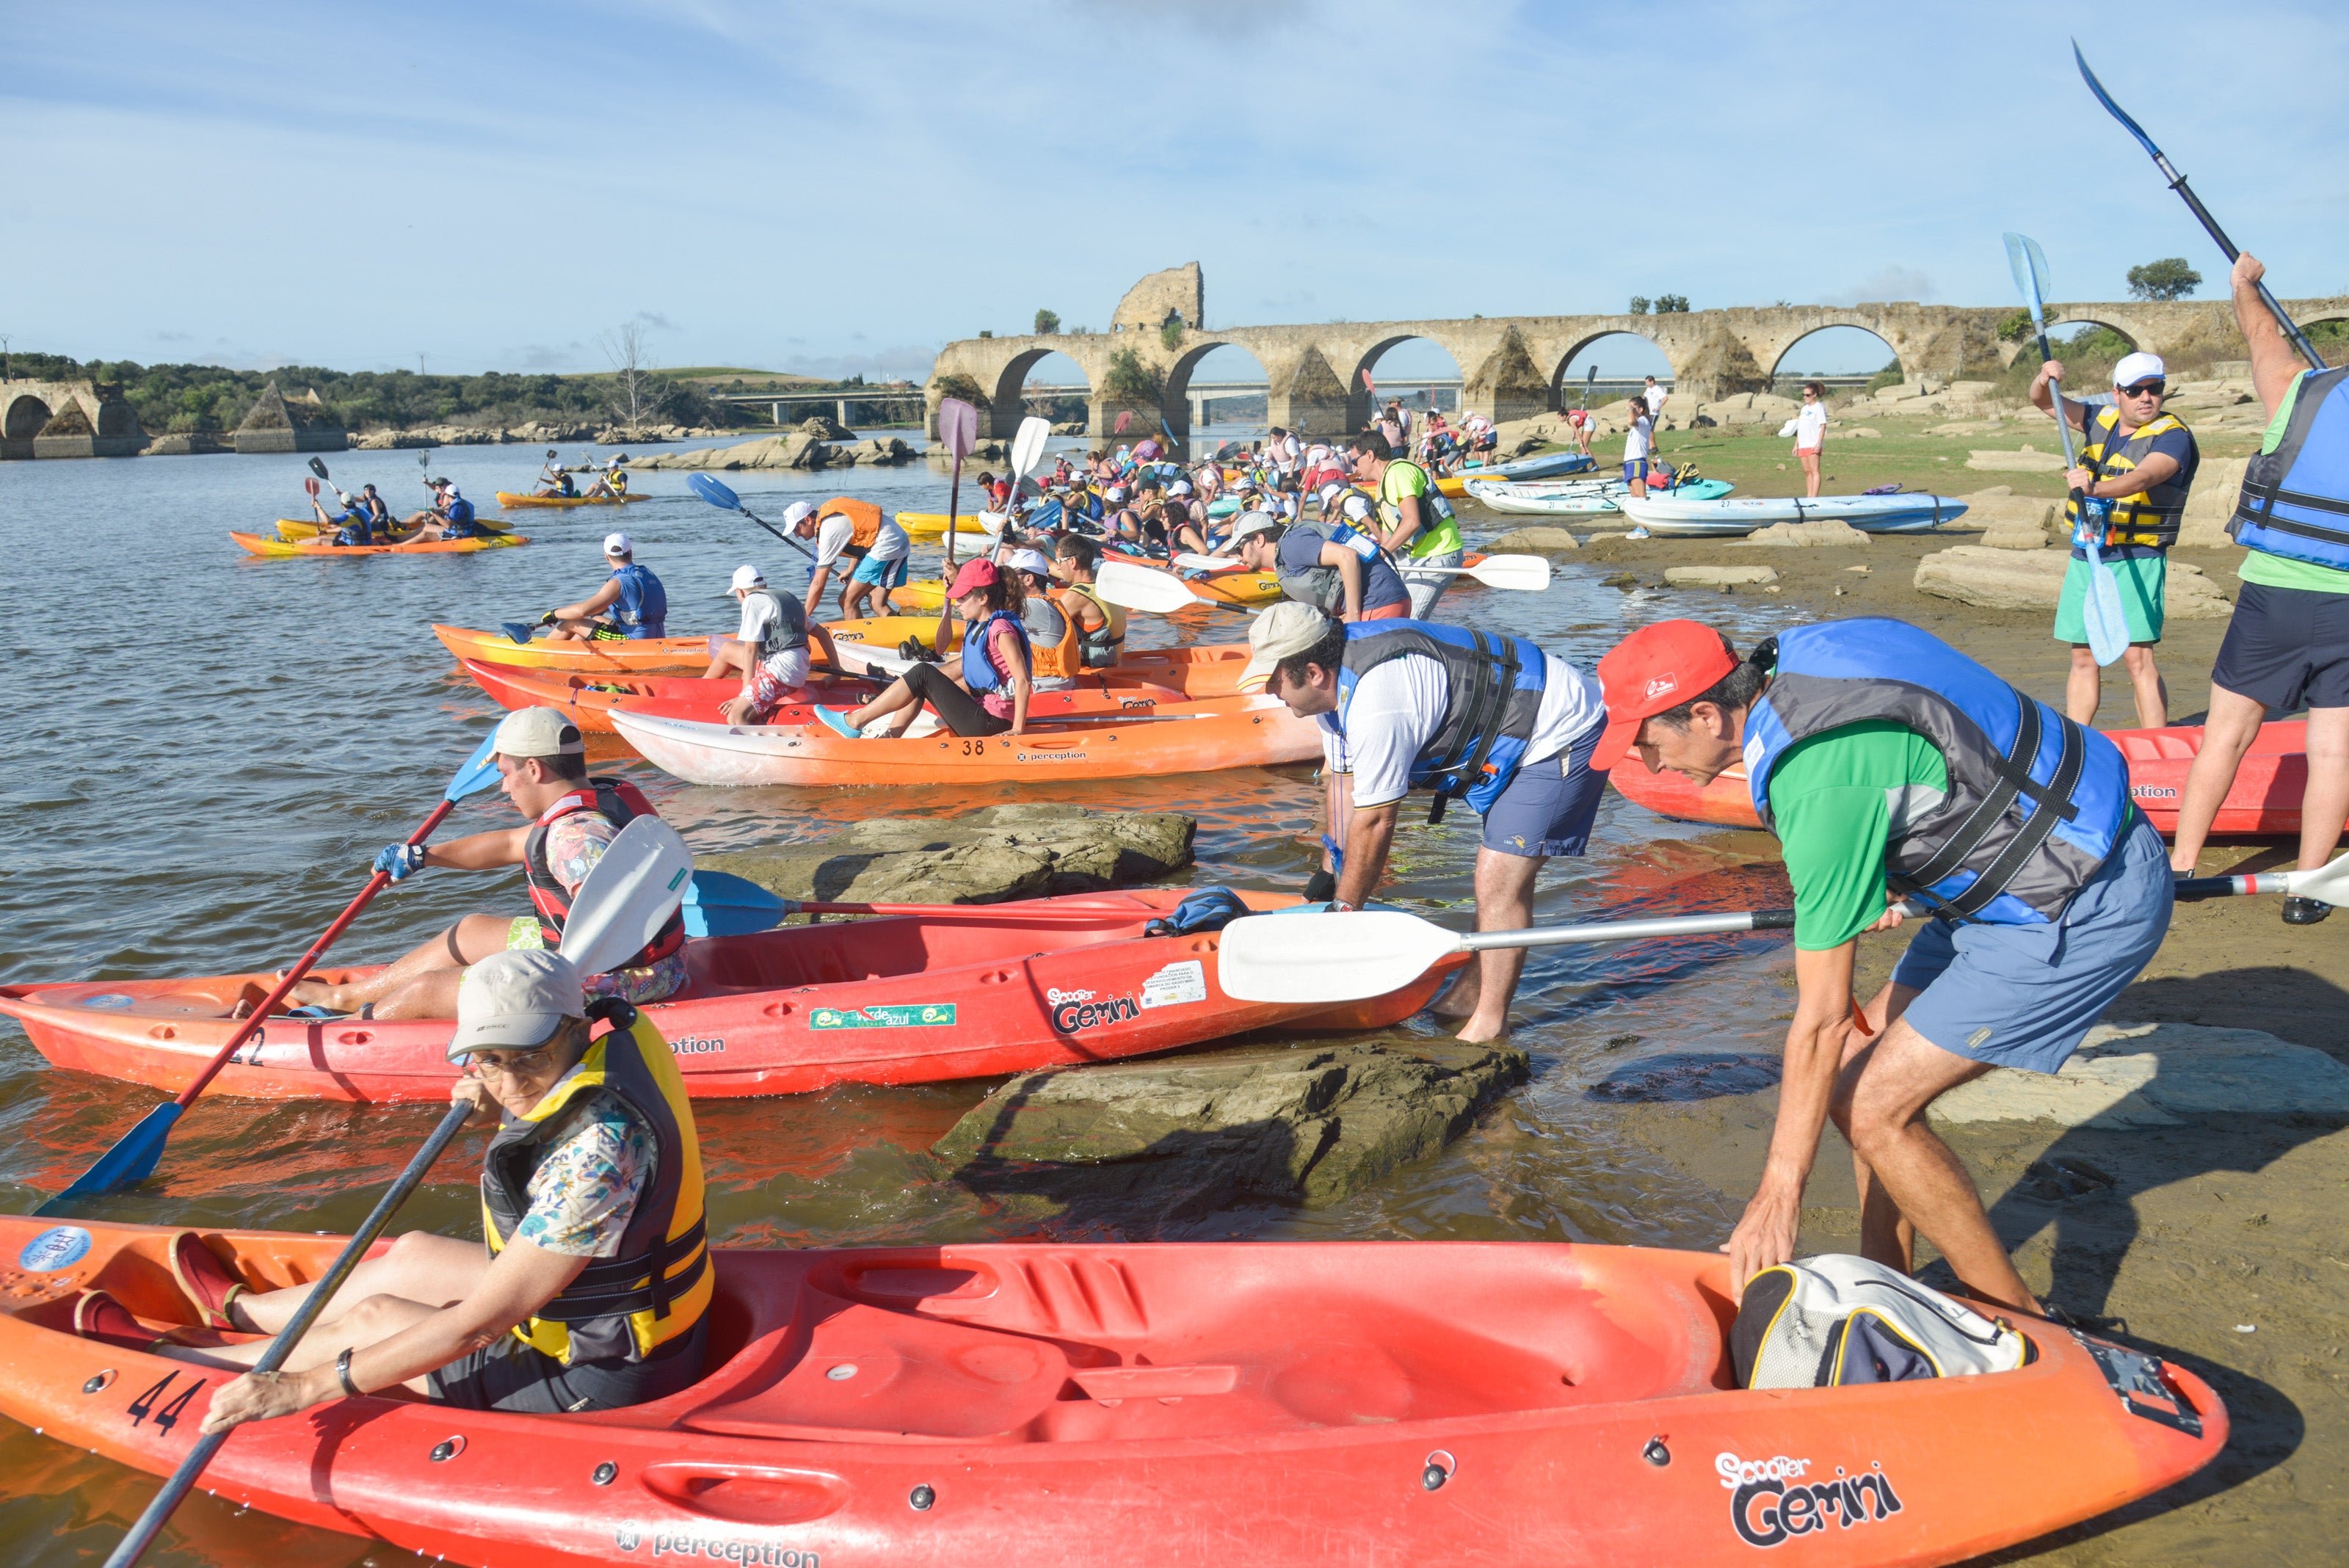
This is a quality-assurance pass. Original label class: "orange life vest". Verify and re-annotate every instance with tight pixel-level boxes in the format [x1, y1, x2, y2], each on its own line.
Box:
[819, 497, 885, 551]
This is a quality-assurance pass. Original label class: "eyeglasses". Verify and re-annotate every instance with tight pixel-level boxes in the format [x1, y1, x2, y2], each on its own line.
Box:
[466, 1047, 556, 1081]
[2118, 380, 2165, 397]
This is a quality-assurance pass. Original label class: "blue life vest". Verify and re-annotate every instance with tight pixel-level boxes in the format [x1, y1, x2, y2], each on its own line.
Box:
[331, 508, 374, 547]
[442, 496, 481, 538]
[959, 609, 1031, 694]
[609, 563, 668, 639]
[1743, 619, 2130, 925]
[1335, 620, 1548, 823]
[2232, 365, 2349, 571]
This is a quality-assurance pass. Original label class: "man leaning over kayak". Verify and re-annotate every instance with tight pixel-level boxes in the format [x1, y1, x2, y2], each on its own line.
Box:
[1593, 617, 2171, 1316]
[78, 949, 711, 1419]
[278, 708, 689, 1019]
[1244, 601, 1608, 1042]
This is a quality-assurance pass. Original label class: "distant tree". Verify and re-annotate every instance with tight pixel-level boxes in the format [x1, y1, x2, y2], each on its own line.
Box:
[1654, 294, 1691, 313]
[2126, 258, 2201, 301]
[978, 330, 993, 339]
[600, 322, 666, 435]
[1034, 309, 1061, 335]
[1628, 297, 1651, 316]
[932, 371, 987, 408]
[1994, 309, 2035, 343]
[1103, 348, 1164, 404]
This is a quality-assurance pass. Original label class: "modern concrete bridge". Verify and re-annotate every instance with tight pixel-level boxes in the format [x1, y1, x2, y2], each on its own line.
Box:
[926, 263, 2348, 449]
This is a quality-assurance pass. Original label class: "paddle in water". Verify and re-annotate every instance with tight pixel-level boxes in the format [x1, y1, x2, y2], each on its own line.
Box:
[2005, 232, 2129, 668]
[97, 818, 695, 1568]
[35, 731, 506, 1210]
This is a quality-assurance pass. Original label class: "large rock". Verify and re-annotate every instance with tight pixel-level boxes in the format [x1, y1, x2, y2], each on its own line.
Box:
[1931, 1022, 2349, 1130]
[698, 804, 1194, 905]
[631, 433, 837, 471]
[1489, 526, 1580, 551]
[1729, 519, 1867, 548]
[1966, 447, 2067, 473]
[852, 435, 915, 466]
[930, 1041, 1528, 1217]
[1914, 546, 2233, 618]
[1667, 565, 1779, 587]
[1960, 489, 2063, 549]
[798, 413, 854, 440]
[2176, 454, 2249, 549]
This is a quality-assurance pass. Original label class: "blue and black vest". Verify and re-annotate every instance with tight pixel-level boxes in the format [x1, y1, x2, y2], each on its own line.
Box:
[2232, 366, 2349, 572]
[1277, 521, 1406, 616]
[608, 563, 667, 638]
[1336, 620, 1548, 823]
[960, 609, 1031, 693]
[1743, 619, 2130, 925]
[443, 496, 481, 537]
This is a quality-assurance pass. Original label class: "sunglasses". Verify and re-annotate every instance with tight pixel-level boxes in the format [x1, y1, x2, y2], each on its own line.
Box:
[2118, 380, 2166, 397]
[466, 1046, 556, 1081]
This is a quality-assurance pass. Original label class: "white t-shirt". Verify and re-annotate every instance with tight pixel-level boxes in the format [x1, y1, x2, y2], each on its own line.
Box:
[813, 514, 910, 569]
[1318, 650, 1605, 809]
[1625, 414, 1653, 462]
[1794, 402, 1829, 449]
[1643, 385, 1666, 414]
[1461, 413, 1492, 436]
[736, 590, 810, 685]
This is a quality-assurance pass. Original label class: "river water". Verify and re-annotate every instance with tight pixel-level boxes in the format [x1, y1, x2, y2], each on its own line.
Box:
[0, 435, 1807, 1565]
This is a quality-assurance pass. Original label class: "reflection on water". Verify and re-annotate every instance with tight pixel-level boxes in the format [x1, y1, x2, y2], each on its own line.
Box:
[0, 437, 1809, 1564]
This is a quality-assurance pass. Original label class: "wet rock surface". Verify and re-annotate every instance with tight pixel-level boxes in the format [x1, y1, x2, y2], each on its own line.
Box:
[700, 803, 1195, 904]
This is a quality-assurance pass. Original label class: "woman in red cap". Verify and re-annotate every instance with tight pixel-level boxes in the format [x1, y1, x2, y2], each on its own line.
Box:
[817, 557, 1031, 739]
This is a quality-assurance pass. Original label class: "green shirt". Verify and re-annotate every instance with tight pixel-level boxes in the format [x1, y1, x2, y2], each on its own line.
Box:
[1765, 721, 1950, 951]
[2237, 371, 2349, 594]
[1376, 460, 1465, 559]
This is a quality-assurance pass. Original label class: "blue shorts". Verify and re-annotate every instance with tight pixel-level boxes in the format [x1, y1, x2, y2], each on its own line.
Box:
[1478, 724, 1605, 859]
[1891, 815, 2172, 1075]
[852, 553, 910, 588]
[1623, 460, 1649, 484]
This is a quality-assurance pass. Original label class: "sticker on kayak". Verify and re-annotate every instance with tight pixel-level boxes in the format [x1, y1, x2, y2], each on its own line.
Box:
[20, 1226, 93, 1273]
[80, 994, 135, 1010]
[1051, 992, 1140, 1033]
[1139, 960, 1208, 1010]
[809, 1004, 955, 1031]
[1718, 1451, 1903, 1548]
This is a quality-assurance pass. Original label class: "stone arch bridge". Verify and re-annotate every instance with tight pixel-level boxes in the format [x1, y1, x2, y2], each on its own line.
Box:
[1, 380, 145, 459]
[928, 264, 2348, 449]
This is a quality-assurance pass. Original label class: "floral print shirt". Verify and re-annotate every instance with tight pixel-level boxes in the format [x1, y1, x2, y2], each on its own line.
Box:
[512, 1087, 656, 1258]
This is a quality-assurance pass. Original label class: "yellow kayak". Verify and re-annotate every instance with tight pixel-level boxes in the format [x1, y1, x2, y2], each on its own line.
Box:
[494, 490, 650, 508]
[897, 511, 1004, 540]
[234, 531, 527, 559]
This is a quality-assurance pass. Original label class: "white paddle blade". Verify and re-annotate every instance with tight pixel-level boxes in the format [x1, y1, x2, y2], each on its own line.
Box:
[1173, 552, 1244, 573]
[1011, 415, 1052, 479]
[2083, 557, 2131, 666]
[2287, 849, 2349, 904]
[560, 819, 693, 976]
[1215, 910, 1464, 1003]
[1095, 559, 1205, 614]
[1466, 553, 1551, 591]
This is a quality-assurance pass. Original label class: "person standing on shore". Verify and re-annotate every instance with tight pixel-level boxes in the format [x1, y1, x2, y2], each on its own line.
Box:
[2031, 350, 2197, 730]
[1642, 375, 1668, 441]
[1790, 380, 1830, 498]
[1622, 399, 1656, 498]
[1564, 403, 1594, 458]
[2168, 253, 2349, 924]
[1592, 617, 2168, 1314]
[1350, 432, 1467, 620]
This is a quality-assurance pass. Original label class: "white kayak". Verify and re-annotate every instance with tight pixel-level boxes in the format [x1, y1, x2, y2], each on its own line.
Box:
[1614, 493, 1970, 537]
[1467, 477, 1735, 515]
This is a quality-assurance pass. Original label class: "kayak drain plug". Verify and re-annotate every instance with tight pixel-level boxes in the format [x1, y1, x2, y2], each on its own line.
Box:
[593, 1462, 619, 1487]
[1422, 1450, 1455, 1491]
[910, 1485, 935, 1511]
[1642, 1437, 1671, 1467]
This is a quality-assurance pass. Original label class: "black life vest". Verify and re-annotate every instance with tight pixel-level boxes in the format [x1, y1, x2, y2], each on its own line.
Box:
[522, 780, 688, 968]
[1338, 621, 1550, 824]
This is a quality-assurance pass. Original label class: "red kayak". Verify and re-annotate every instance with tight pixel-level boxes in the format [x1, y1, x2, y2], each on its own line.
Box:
[1611, 719, 2312, 838]
[0, 1218, 2223, 1568]
[0, 889, 1456, 1103]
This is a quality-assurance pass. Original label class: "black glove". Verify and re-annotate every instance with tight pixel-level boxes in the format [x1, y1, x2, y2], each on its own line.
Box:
[537, 610, 558, 626]
[1304, 869, 1337, 904]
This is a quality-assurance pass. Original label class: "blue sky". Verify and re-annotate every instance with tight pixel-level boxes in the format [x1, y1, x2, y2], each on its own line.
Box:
[7, 0, 2342, 385]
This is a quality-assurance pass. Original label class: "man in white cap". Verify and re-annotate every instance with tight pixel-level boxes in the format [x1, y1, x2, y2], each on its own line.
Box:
[702, 564, 846, 724]
[545, 533, 668, 643]
[1231, 505, 1412, 622]
[1242, 600, 1608, 1042]
[283, 708, 689, 1019]
[123, 949, 712, 1424]
[2030, 349, 2199, 727]
[794, 497, 912, 620]
[581, 454, 632, 501]
[401, 477, 485, 542]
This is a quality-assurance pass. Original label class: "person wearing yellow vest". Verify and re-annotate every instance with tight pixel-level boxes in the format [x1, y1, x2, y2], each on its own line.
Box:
[2030, 349, 2199, 728]
[105, 950, 711, 1427]
[1349, 431, 1467, 621]
[1050, 534, 1128, 667]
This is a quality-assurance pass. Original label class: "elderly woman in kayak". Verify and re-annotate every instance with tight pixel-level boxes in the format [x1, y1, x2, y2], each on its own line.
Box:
[273, 706, 689, 1019]
[73, 950, 711, 1420]
[816, 557, 1031, 741]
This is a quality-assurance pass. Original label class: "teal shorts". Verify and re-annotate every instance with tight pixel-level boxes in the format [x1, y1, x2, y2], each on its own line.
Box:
[2055, 553, 2165, 645]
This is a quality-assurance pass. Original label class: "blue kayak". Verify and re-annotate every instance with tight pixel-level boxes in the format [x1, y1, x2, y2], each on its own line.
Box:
[1456, 451, 1596, 482]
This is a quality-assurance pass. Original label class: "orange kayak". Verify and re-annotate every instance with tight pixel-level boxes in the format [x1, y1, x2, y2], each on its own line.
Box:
[0, 1216, 2222, 1567]
[432, 622, 719, 672]
[1611, 719, 2313, 839]
[612, 692, 1320, 786]
[233, 531, 526, 559]
[493, 489, 649, 507]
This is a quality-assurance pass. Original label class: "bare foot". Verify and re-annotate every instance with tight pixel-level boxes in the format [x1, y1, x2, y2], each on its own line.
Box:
[1453, 1017, 1511, 1044]
[280, 976, 348, 1011]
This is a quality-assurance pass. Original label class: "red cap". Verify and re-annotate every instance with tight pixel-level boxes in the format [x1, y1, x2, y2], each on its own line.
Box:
[1591, 620, 1739, 771]
[947, 557, 1000, 598]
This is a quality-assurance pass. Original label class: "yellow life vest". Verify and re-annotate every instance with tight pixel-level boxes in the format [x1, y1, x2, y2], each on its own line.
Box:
[1058, 582, 1128, 667]
[2066, 406, 2193, 549]
[479, 1005, 710, 1365]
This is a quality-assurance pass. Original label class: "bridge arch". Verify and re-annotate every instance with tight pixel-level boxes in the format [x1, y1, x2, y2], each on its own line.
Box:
[1350, 334, 1467, 439]
[1768, 324, 1903, 391]
[988, 346, 1093, 438]
[1551, 329, 1671, 407]
[4, 391, 54, 442]
[1163, 338, 1273, 449]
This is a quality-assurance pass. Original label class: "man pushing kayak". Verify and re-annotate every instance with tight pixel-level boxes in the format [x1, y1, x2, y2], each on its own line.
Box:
[279, 707, 689, 1018]
[1593, 617, 2172, 1315]
[78, 948, 711, 1418]
[1243, 601, 1608, 1043]
[1230, 507, 1413, 623]
[543, 533, 667, 643]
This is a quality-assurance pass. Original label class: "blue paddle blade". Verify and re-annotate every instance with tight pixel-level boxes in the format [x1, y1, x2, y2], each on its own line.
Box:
[681, 870, 788, 938]
[445, 730, 504, 801]
[689, 473, 742, 511]
[43, 1102, 183, 1205]
[2003, 233, 2050, 324]
[2072, 41, 2162, 159]
[500, 621, 539, 645]
[2083, 557, 2131, 666]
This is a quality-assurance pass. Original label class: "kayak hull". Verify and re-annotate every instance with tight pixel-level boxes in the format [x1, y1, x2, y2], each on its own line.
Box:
[0, 1218, 2224, 1568]
[0, 890, 1451, 1103]
[1614, 495, 1969, 537]
[611, 694, 1321, 787]
[1445, 451, 1597, 491]
[434, 623, 722, 673]
[232, 531, 526, 558]
[1102, 551, 1280, 606]
[493, 490, 649, 507]
[1464, 479, 1735, 515]
[818, 618, 1255, 698]
[896, 511, 1000, 540]
[456, 659, 893, 734]
[1611, 719, 2313, 838]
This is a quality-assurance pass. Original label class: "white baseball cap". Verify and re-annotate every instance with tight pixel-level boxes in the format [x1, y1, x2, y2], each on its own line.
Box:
[603, 531, 633, 556]
[1169, 479, 1193, 496]
[1228, 509, 1282, 543]
[1235, 474, 1257, 490]
[782, 501, 817, 529]
[1318, 482, 1344, 504]
[447, 949, 583, 1059]
[1105, 485, 1126, 502]
[727, 564, 766, 593]
[1340, 494, 1377, 522]
[493, 705, 586, 760]
[1007, 548, 1053, 577]
[1240, 600, 1340, 690]
[2112, 352, 2168, 390]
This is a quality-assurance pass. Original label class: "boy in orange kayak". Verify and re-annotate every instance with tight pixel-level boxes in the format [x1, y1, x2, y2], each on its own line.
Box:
[80, 949, 711, 1420]
[543, 534, 668, 642]
[276, 708, 689, 1019]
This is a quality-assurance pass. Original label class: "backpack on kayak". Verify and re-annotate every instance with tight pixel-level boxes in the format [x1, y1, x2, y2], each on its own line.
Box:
[1732, 1255, 2032, 1389]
